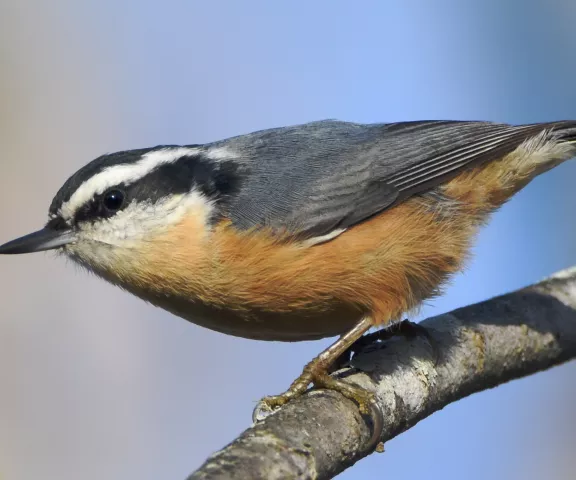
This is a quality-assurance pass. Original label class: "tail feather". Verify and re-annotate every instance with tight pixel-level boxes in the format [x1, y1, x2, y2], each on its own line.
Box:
[544, 120, 576, 144]
[504, 121, 576, 182]
[442, 120, 576, 210]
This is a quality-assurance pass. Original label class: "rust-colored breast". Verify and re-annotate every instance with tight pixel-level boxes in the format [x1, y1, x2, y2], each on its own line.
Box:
[106, 196, 475, 340]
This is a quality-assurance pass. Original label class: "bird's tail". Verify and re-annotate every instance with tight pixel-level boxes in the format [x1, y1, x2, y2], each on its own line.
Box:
[547, 120, 576, 146]
[518, 120, 576, 169]
[443, 120, 576, 212]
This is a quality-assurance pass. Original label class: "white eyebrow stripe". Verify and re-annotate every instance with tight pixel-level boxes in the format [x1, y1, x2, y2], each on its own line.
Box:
[60, 147, 200, 220]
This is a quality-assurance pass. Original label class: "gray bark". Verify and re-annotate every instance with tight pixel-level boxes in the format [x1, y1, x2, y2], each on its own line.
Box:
[187, 267, 576, 480]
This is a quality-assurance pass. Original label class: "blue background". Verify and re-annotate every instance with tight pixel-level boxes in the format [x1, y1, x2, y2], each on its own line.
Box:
[0, 1, 575, 479]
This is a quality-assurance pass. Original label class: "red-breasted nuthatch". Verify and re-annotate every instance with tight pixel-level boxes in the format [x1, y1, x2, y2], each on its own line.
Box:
[1, 119, 576, 414]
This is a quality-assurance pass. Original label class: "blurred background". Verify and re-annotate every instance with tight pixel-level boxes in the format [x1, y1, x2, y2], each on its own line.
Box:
[1, 1, 575, 479]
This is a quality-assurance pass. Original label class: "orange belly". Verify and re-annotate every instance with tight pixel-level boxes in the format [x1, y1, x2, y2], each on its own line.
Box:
[105, 193, 475, 341]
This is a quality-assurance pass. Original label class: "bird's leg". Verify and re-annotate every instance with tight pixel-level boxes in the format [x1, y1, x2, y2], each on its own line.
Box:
[339, 318, 438, 368]
[329, 318, 431, 372]
[348, 319, 432, 357]
[257, 316, 375, 415]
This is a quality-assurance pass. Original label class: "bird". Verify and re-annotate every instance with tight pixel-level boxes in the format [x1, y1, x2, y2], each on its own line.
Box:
[1, 118, 576, 415]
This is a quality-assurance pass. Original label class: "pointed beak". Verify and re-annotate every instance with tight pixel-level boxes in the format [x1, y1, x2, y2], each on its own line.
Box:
[0, 227, 76, 255]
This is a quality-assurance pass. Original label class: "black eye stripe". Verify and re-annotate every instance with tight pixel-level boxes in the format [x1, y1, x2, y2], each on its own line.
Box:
[73, 187, 129, 225]
[73, 198, 102, 225]
[142, 154, 243, 199]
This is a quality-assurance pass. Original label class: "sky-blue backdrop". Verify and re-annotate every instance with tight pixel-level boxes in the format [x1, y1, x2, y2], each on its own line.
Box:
[0, 1, 575, 479]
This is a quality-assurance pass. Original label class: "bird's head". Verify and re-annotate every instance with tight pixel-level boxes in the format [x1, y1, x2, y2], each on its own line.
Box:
[0, 145, 241, 275]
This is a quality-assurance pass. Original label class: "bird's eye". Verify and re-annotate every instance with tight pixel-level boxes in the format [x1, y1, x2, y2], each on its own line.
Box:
[102, 189, 125, 212]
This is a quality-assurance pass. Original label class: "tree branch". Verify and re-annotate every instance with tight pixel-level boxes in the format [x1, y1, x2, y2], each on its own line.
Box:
[187, 267, 576, 480]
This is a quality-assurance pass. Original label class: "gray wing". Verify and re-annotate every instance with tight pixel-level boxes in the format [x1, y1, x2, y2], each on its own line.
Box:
[205, 119, 552, 239]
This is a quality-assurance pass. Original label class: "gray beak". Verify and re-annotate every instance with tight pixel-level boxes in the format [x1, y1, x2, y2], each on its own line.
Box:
[0, 227, 76, 255]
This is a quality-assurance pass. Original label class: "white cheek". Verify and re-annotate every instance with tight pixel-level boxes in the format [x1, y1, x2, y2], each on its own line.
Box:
[76, 191, 214, 248]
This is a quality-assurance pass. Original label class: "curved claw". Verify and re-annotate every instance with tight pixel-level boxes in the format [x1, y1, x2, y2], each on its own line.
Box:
[252, 398, 279, 423]
[364, 397, 384, 453]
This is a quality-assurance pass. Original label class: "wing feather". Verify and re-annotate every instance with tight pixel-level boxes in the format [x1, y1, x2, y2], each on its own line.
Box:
[211, 119, 564, 240]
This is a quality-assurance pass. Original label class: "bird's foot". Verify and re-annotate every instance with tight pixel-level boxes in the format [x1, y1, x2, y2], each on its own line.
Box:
[254, 357, 376, 421]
